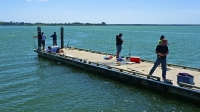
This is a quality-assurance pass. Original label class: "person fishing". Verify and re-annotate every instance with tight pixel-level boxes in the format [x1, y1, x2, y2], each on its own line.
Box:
[41, 32, 46, 50]
[116, 33, 124, 59]
[50, 32, 57, 46]
[158, 35, 165, 45]
[46, 46, 52, 53]
[158, 35, 165, 66]
[148, 39, 171, 83]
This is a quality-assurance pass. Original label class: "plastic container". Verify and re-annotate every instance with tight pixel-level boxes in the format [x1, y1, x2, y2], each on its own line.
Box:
[130, 56, 140, 63]
[177, 73, 194, 85]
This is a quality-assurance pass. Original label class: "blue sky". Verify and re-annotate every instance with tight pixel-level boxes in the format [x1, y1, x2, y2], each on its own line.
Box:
[1, 0, 200, 24]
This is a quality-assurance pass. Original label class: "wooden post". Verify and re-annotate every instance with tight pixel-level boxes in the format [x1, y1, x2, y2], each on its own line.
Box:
[37, 26, 41, 50]
[60, 27, 64, 48]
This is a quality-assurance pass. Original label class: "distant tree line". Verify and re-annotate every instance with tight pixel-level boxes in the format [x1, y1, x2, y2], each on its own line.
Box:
[0, 21, 107, 26]
[1, 21, 199, 26]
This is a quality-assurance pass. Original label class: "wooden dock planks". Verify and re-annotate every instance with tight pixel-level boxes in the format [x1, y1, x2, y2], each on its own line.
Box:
[60, 47, 200, 88]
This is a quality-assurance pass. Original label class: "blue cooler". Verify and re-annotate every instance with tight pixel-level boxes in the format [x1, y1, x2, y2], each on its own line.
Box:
[177, 73, 194, 85]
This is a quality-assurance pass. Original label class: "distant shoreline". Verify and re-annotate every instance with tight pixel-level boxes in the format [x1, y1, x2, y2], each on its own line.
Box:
[1, 24, 200, 26]
[108, 24, 200, 26]
[0, 21, 200, 26]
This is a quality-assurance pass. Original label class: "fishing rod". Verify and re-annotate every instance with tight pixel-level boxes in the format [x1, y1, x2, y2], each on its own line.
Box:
[65, 35, 74, 47]
[165, 36, 193, 46]
[167, 41, 179, 45]
[128, 38, 133, 57]
[23, 28, 37, 49]
[66, 36, 72, 47]
[138, 43, 155, 53]
[142, 46, 155, 53]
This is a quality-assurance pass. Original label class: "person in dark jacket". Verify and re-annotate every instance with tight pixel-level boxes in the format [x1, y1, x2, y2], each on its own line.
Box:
[50, 32, 57, 46]
[116, 33, 124, 58]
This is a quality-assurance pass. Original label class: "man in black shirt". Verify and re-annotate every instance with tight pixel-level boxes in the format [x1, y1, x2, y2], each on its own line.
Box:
[149, 39, 169, 81]
[116, 33, 124, 58]
[50, 32, 57, 46]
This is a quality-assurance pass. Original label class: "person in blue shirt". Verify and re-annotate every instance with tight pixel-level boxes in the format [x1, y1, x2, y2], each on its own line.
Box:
[46, 46, 52, 53]
[41, 32, 46, 50]
[50, 32, 57, 46]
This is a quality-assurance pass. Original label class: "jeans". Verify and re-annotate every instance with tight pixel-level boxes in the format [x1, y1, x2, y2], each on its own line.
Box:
[149, 58, 167, 79]
[41, 40, 45, 49]
[53, 40, 57, 46]
[116, 45, 122, 53]
[38, 39, 42, 50]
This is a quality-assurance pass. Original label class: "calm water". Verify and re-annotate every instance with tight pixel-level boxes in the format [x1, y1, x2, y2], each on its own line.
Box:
[0, 26, 199, 111]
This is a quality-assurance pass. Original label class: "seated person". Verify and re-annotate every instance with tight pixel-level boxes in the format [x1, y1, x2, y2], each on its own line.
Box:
[46, 46, 52, 53]
[47, 46, 64, 53]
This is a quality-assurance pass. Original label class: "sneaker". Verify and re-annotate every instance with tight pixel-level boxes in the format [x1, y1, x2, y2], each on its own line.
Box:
[147, 73, 152, 79]
[164, 79, 173, 84]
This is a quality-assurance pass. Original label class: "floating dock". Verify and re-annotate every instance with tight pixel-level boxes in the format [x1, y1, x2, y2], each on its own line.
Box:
[34, 47, 200, 103]
[34, 26, 200, 103]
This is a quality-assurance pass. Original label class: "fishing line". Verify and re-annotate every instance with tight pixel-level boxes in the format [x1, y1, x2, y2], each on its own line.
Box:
[66, 35, 73, 47]
[167, 41, 179, 45]
[128, 38, 133, 57]
[138, 43, 155, 53]
[161, 36, 191, 46]
[23, 28, 37, 49]
[142, 47, 155, 53]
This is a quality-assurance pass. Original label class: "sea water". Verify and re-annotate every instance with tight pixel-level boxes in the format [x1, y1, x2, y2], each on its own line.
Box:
[0, 25, 199, 111]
